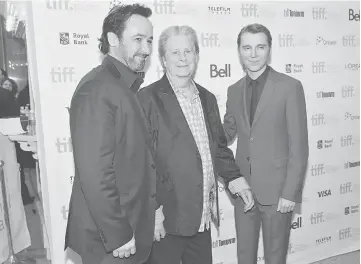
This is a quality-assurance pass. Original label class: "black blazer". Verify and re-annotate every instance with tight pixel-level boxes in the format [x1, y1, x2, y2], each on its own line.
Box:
[137, 75, 243, 236]
[65, 56, 157, 264]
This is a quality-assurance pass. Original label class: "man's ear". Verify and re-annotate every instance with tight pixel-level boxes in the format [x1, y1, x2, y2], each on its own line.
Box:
[107, 32, 120, 47]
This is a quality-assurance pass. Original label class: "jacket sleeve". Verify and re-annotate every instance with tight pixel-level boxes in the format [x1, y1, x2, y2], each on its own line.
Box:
[70, 82, 132, 253]
[281, 81, 309, 202]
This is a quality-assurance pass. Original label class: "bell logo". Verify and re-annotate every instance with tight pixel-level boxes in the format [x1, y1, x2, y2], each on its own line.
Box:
[349, 9, 360, 21]
[291, 216, 302, 229]
[210, 64, 231, 78]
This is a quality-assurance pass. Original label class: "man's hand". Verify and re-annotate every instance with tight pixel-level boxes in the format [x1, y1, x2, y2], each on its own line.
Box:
[237, 189, 254, 213]
[112, 235, 136, 258]
[154, 221, 166, 242]
[277, 198, 295, 213]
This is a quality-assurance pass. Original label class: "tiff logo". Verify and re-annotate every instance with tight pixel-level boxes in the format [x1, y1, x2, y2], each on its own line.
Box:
[50, 67, 75, 83]
[340, 135, 353, 147]
[310, 212, 324, 224]
[56, 137, 73, 153]
[46, 0, 73, 10]
[349, 9, 360, 21]
[340, 182, 352, 194]
[342, 85, 355, 97]
[279, 34, 294, 47]
[312, 7, 327, 20]
[311, 164, 325, 176]
[312, 62, 326, 73]
[342, 35, 360, 47]
[318, 189, 331, 198]
[200, 33, 220, 48]
[311, 113, 325, 126]
[240, 4, 259, 17]
[153, 0, 175, 14]
[339, 228, 352, 240]
[210, 64, 231, 78]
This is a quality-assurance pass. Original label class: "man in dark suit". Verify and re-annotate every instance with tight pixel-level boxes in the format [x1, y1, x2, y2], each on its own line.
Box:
[137, 25, 254, 264]
[64, 4, 157, 264]
[223, 24, 309, 264]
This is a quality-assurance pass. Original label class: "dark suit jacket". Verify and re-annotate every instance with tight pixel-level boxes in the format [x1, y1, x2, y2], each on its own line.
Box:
[0, 87, 19, 118]
[223, 66, 309, 205]
[137, 75, 244, 236]
[65, 55, 157, 264]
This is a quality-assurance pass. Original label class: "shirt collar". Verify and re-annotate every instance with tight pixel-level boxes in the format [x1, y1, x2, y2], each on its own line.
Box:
[166, 73, 199, 97]
[246, 65, 270, 87]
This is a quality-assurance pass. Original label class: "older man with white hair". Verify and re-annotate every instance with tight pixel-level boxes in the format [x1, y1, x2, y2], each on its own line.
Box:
[137, 25, 254, 264]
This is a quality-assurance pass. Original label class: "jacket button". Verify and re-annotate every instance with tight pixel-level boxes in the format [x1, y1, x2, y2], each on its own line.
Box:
[151, 194, 156, 198]
[247, 157, 250, 162]
[250, 137, 254, 141]
[151, 164, 156, 169]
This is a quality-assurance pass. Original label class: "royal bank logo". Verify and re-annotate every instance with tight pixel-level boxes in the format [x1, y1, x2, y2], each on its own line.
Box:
[344, 204, 359, 215]
[59, 32, 89, 45]
[316, 91, 335, 98]
[240, 4, 259, 17]
[344, 160, 360, 169]
[349, 9, 360, 21]
[344, 112, 360, 121]
[212, 237, 236, 248]
[317, 139, 333, 149]
[316, 36, 337, 46]
[153, 0, 175, 14]
[208, 6, 231, 15]
[316, 236, 332, 245]
[59, 32, 70, 45]
[312, 7, 327, 20]
[285, 64, 304, 74]
[55, 137, 73, 153]
[284, 9, 305, 17]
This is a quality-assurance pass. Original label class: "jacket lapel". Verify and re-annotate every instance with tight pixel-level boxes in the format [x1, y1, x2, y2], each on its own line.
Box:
[241, 78, 251, 132]
[198, 86, 214, 151]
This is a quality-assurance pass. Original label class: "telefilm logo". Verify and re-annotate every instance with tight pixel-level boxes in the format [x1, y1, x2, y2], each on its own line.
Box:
[200, 33, 220, 48]
[344, 63, 360, 71]
[349, 9, 360, 21]
[344, 112, 360, 121]
[153, 0, 175, 14]
[341, 85, 355, 97]
[50, 67, 76, 83]
[342, 35, 360, 47]
[316, 91, 335, 99]
[316, 236, 332, 246]
[285, 64, 304, 74]
[212, 237, 236, 248]
[240, 4, 259, 17]
[310, 163, 338, 176]
[284, 9, 305, 18]
[316, 36, 337, 46]
[59, 32, 90, 45]
[210, 64, 231, 78]
[208, 6, 231, 15]
[317, 139, 333, 149]
[317, 189, 332, 198]
[344, 160, 360, 169]
[312, 7, 327, 20]
[340, 182, 353, 194]
[56, 137, 73, 153]
[344, 204, 359, 215]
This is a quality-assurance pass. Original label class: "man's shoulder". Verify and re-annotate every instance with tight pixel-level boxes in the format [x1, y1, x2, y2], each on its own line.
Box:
[228, 76, 246, 94]
[271, 68, 301, 86]
[138, 79, 163, 97]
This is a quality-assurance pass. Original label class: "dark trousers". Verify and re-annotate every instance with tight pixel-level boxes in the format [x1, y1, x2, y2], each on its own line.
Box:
[234, 198, 293, 264]
[81, 253, 127, 264]
[146, 229, 212, 264]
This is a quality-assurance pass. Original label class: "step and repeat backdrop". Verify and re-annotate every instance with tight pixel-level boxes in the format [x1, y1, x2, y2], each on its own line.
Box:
[23, 0, 360, 263]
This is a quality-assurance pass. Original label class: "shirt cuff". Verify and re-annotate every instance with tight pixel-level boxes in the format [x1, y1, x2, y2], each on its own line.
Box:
[228, 177, 250, 194]
[155, 205, 165, 225]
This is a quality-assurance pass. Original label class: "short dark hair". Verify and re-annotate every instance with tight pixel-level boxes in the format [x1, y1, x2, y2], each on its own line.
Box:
[98, 4, 152, 54]
[0, 77, 18, 96]
[237, 23, 272, 49]
[0, 69, 8, 78]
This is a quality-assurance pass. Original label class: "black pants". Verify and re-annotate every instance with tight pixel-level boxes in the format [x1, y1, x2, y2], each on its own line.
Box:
[146, 229, 212, 264]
